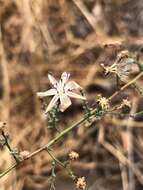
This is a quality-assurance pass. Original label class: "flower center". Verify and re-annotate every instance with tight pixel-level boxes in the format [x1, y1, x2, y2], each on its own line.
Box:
[56, 81, 65, 96]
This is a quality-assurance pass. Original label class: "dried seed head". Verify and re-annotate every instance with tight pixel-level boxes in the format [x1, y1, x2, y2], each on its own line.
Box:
[119, 99, 131, 109]
[20, 150, 30, 159]
[116, 50, 137, 82]
[102, 50, 137, 82]
[116, 50, 130, 61]
[101, 63, 117, 75]
[69, 151, 79, 161]
[97, 95, 110, 110]
[76, 177, 86, 189]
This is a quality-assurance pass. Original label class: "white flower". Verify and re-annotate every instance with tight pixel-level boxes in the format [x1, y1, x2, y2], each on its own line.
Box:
[97, 95, 109, 110]
[76, 177, 86, 189]
[37, 72, 86, 113]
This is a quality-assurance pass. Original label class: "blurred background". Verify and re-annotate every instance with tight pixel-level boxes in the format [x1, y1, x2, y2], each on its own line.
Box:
[0, 0, 143, 189]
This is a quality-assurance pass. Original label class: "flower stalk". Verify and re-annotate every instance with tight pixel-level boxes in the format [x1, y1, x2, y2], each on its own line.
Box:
[47, 149, 76, 180]
[1, 70, 143, 180]
[1, 130, 21, 164]
[1, 106, 143, 179]
[0, 110, 95, 178]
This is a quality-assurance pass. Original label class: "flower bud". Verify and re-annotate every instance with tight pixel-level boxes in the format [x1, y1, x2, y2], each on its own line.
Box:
[69, 151, 79, 161]
[76, 177, 86, 189]
[97, 95, 109, 110]
[20, 150, 30, 159]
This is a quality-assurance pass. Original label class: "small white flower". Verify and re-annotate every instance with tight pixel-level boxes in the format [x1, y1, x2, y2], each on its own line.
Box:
[76, 177, 86, 189]
[118, 98, 131, 109]
[97, 95, 110, 110]
[37, 72, 86, 113]
[69, 151, 79, 161]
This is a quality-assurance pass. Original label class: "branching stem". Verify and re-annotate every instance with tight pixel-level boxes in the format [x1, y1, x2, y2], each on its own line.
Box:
[1, 71, 143, 179]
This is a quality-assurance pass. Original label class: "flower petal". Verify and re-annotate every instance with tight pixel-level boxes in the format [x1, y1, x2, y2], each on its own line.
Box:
[59, 94, 72, 112]
[45, 95, 59, 113]
[65, 81, 82, 91]
[37, 89, 57, 97]
[61, 72, 70, 84]
[66, 91, 86, 100]
[57, 79, 63, 93]
[48, 74, 58, 87]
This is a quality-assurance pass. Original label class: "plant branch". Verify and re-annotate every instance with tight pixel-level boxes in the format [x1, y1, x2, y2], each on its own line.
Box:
[47, 149, 76, 180]
[0, 71, 143, 178]
[109, 71, 143, 100]
[1, 106, 143, 179]
[0, 163, 17, 178]
[0, 110, 95, 178]
[1, 131, 20, 163]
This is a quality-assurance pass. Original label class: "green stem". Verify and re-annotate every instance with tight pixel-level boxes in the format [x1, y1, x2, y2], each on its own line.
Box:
[2, 131, 20, 163]
[47, 149, 76, 180]
[0, 110, 96, 178]
[47, 149, 65, 168]
[134, 110, 143, 117]
[1, 106, 143, 179]
[0, 163, 17, 178]
[106, 110, 143, 118]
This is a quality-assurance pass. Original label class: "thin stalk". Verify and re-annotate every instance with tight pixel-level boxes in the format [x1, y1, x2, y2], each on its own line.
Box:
[109, 71, 143, 100]
[0, 69, 143, 179]
[0, 110, 96, 178]
[47, 149, 65, 168]
[1, 131, 20, 163]
[105, 110, 143, 118]
[1, 106, 143, 178]
[47, 150, 76, 180]
[0, 163, 17, 178]
[134, 110, 143, 117]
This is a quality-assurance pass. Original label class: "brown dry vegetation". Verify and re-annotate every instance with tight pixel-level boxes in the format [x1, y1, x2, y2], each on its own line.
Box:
[0, 0, 143, 189]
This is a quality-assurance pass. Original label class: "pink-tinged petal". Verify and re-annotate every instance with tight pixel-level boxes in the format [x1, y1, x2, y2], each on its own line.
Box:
[61, 72, 70, 84]
[45, 95, 59, 113]
[57, 79, 63, 93]
[59, 94, 72, 112]
[37, 89, 57, 97]
[65, 81, 82, 91]
[48, 74, 58, 87]
[66, 91, 86, 100]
